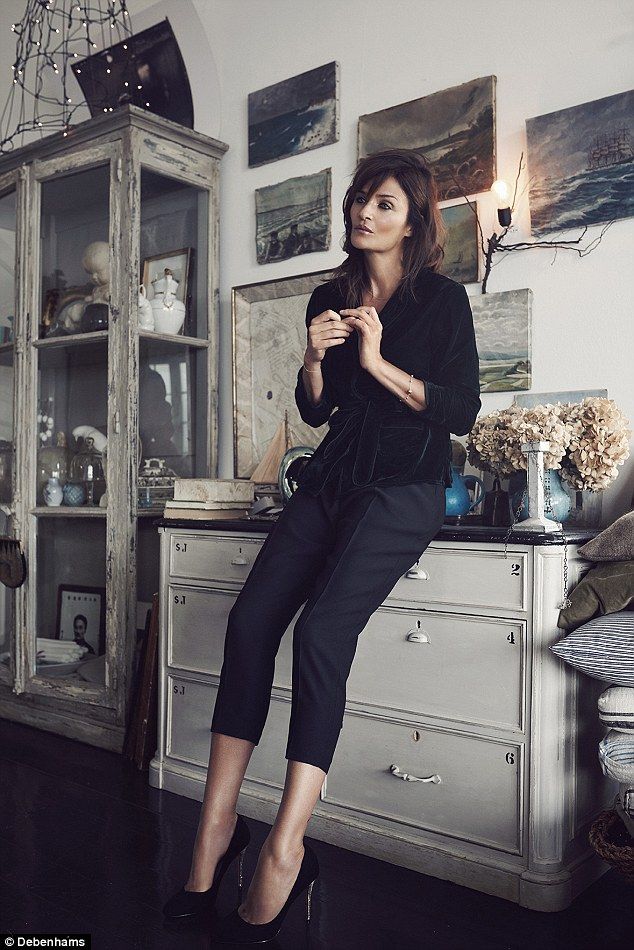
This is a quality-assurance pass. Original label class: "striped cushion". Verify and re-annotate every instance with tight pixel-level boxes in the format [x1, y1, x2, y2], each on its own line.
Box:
[598, 686, 634, 731]
[550, 610, 634, 686]
[598, 730, 634, 783]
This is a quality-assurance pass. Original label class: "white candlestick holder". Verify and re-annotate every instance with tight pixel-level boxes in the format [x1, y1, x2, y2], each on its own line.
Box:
[519, 440, 561, 533]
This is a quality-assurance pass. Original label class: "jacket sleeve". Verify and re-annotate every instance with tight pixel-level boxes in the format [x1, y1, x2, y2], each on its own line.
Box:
[294, 287, 335, 428]
[418, 283, 482, 436]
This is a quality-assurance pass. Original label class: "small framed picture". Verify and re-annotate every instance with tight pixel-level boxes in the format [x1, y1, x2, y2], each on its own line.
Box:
[141, 248, 192, 305]
[56, 584, 106, 657]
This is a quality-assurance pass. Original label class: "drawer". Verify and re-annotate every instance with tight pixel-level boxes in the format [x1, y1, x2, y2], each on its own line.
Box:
[385, 548, 528, 612]
[169, 533, 264, 583]
[167, 674, 291, 790]
[349, 608, 526, 730]
[168, 586, 235, 674]
[168, 584, 298, 688]
[326, 713, 523, 854]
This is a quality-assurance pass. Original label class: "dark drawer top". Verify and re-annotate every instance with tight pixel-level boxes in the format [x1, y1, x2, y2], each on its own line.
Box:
[155, 517, 597, 546]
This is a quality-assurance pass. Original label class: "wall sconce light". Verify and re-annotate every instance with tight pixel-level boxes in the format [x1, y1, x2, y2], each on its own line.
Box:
[490, 179, 512, 227]
[447, 153, 615, 294]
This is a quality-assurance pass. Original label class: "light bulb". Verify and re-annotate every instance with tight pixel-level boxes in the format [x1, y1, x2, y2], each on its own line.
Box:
[490, 179, 511, 208]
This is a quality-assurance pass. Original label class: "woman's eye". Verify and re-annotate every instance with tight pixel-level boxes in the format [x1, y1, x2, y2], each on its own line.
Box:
[379, 202, 392, 210]
[355, 195, 365, 203]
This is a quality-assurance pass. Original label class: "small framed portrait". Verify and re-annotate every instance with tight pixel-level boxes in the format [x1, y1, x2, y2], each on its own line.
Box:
[141, 248, 192, 305]
[56, 584, 106, 657]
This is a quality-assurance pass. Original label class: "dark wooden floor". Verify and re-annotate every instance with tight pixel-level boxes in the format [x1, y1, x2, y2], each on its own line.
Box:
[0, 719, 631, 950]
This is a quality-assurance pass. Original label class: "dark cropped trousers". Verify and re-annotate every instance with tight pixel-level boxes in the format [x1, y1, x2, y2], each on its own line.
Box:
[210, 478, 446, 774]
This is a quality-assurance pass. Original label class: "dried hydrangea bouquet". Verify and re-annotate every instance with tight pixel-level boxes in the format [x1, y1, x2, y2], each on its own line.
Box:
[466, 397, 631, 528]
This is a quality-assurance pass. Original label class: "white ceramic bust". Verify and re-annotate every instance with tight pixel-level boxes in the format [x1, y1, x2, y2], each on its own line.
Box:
[82, 240, 110, 304]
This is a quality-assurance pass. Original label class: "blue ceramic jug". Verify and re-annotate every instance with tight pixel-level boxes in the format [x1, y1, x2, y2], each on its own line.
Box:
[445, 465, 485, 516]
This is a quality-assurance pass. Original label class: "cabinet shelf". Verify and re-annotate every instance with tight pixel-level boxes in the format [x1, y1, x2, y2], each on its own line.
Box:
[34, 329, 210, 349]
[31, 506, 107, 517]
[138, 330, 209, 348]
[35, 330, 108, 349]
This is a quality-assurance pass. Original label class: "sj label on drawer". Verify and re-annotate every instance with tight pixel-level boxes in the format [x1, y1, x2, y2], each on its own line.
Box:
[348, 608, 526, 731]
[167, 674, 290, 790]
[386, 548, 528, 612]
[169, 534, 264, 583]
[326, 713, 524, 854]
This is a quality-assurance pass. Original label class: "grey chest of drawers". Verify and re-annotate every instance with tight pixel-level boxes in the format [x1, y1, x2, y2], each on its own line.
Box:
[149, 519, 616, 911]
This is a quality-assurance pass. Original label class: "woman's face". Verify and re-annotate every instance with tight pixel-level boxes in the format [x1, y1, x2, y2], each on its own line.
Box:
[349, 175, 412, 254]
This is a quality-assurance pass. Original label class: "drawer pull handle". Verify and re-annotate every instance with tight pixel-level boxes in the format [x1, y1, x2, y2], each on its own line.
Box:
[389, 764, 441, 784]
[406, 631, 430, 644]
[230, 556, 248, 566]
[405, 567, 430, 580]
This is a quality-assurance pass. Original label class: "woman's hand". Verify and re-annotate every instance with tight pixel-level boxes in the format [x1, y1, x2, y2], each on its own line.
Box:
[340, 306, 384, 372]
[304, 309, 352, 366]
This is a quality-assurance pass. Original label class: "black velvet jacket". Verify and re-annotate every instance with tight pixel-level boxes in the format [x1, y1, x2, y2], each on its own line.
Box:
[293, 268, 482, 494]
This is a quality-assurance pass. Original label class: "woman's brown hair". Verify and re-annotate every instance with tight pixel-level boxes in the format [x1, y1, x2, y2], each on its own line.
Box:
[331, 148, 446, 308]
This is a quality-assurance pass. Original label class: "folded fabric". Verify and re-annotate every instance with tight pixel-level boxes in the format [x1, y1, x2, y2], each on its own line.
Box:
[577, 511, 634, 562]
[598, 686, 634, 732]
[557, 560, 634, 630]
[598, 730, 634, 784]
[550, 611, 634, 686]
[36, 638, 86, 655]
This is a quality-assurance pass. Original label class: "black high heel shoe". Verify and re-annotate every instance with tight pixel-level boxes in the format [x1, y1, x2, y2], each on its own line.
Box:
[162, 813, 250, 920]
[215, 839, 319, 944]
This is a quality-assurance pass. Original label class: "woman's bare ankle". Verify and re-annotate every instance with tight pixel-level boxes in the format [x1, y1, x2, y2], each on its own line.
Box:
[200, 808, 238, 832]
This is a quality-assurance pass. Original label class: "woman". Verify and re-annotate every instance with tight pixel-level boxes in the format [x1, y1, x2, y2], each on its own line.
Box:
[163, 149, 481, 942]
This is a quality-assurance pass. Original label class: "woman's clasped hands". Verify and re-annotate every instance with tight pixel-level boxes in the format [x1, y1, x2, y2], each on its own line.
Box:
[306, 307, 383, 372]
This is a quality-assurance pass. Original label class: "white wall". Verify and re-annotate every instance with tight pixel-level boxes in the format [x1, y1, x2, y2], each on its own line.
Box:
[1, 0, 633, 524]
[191, 0, 634, 526]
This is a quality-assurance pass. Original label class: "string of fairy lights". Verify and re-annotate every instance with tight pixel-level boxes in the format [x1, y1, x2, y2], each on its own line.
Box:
[0, 0, 134, 152]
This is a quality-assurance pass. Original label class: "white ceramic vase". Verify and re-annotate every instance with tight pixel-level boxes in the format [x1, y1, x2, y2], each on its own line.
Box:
[43, 475, 63, 506]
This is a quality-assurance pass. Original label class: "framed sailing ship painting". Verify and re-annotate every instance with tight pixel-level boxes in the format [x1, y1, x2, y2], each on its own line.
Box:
[232, 270, 333, 480]
[526, 89, 634, 237]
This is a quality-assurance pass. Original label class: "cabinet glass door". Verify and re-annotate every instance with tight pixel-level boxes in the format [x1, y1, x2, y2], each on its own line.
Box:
[0, 184, 16, 679]
[139, 168, 209, 341]
[34, 162, 110, 685]
[137, 167, 210, 508]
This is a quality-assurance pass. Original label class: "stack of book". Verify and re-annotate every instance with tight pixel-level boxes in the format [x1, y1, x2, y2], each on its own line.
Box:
[163, 478, 256, 520]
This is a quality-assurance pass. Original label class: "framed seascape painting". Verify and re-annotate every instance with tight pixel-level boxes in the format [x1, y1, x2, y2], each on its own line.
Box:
[526, 89, 634, 237]
[255, 169, 331, 264]
[470, 288, 533, 392]
[232, 270, 333, 479]
[358, 75, 497, 201]
[248, 62, 340, 167]
[439, 201, 479, 284]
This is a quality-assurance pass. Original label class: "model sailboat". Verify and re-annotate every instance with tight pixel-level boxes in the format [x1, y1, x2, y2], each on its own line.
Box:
[250, 411, 297, 486]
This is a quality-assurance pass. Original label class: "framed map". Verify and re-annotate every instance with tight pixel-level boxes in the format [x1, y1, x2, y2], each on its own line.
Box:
[232, 270, 334, 479]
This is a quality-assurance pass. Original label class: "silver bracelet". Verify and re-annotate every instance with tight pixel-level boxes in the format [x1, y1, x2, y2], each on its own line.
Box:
[401, 372, 414, 403]
[303, 361, 322, 375]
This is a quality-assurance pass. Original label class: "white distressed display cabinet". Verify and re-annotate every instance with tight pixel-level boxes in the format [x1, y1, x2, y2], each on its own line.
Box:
[0, 107, 227, 749]
[150, 518, 617, 911]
